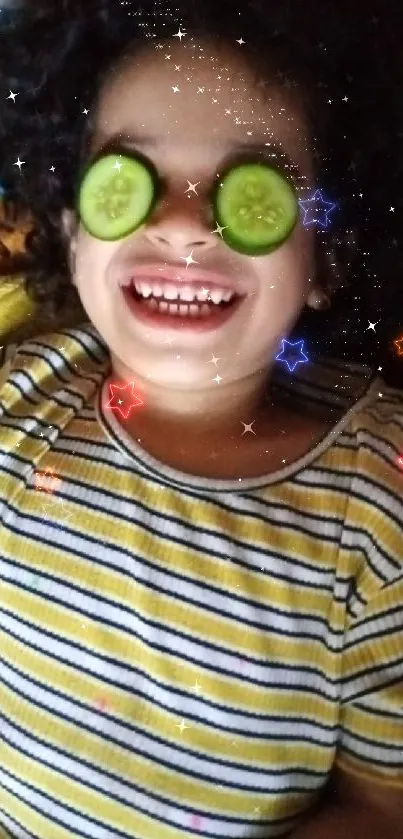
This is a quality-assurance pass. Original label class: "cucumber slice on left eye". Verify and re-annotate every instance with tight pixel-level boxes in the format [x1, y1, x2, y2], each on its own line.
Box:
[214, 161, 299, 256]
[78, 153, 158, 241]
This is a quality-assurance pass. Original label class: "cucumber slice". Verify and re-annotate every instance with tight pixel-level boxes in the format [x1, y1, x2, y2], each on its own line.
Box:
[214, 162, 299, 255]
[78, 153, 158, 241]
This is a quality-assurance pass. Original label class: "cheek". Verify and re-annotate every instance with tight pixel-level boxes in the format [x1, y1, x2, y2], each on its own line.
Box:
[253, 225, 315, 293]
[289, 223, 316, 274]
[74, 231, 115, 291]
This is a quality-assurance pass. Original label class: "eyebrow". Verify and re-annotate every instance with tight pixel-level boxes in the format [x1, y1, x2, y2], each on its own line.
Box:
[95, 131, 304, 180]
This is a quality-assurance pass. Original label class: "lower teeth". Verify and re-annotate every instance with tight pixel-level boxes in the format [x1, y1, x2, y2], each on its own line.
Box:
[140, 297, 226, 317]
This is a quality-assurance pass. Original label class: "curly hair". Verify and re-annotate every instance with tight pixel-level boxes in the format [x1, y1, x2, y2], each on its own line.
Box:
[0, 0, 402, 373]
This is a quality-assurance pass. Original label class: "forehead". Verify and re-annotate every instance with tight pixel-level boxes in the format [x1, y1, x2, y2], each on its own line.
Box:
[93, 38, 313, 179]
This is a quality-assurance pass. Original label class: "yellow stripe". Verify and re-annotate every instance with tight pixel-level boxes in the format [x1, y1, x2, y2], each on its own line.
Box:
[0, 679, 327, 819]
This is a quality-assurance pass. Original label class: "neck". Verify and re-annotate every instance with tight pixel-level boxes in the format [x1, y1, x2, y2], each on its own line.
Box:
[108, 358, 277, 442]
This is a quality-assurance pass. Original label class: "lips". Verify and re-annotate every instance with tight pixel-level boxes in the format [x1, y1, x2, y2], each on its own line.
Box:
[121, 284, 245, 332]
[118, 262, 248, 296]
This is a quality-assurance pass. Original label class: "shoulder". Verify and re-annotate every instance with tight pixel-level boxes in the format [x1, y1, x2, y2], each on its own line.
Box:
[340, 379, 403, 579]
[0, 322, 109, 401]
[348, 378, 403, 474]
[0, 340, 19, 389]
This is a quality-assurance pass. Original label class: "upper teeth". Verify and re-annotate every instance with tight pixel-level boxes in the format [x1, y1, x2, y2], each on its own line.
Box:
[128, 280, 235, 304]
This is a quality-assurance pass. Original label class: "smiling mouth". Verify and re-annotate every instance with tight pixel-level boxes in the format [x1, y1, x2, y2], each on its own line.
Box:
[121, 283, 246, 332]
[127, 283, 242, 313]
[122, 273, 245, 313]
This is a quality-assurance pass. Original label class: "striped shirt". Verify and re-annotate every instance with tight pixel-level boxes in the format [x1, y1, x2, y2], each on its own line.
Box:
[0, 322, 402, 839]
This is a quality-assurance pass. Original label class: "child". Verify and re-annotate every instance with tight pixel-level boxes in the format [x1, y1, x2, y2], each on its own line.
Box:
[0, 1, 401, 837]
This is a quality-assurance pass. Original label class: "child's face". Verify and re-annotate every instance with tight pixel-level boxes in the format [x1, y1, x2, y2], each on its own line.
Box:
[66, 38, 316, 400]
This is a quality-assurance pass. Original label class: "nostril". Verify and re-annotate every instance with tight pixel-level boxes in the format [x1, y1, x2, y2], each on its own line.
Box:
[151, 235, 210, 250]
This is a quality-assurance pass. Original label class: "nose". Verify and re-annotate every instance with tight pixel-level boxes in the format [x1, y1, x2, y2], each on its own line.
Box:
[143, 185, 217, 256]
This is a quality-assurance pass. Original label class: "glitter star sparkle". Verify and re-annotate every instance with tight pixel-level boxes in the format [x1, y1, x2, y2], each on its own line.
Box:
[180, 250, 199, 269]
[173, 26, 186, 41]
[106, 381, 144, 420]
[241, 422, 256, 436]
[175, 719, 190, 734]
[213, 222, 227, 238]
[298, 190, 337, 228]
[185, 180, 200, 195]
[276, 339, 309, 372]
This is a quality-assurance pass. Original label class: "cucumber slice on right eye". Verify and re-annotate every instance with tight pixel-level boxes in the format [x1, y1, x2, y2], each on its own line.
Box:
[214, 161, 299, 255]
[78, 153, 158, 241]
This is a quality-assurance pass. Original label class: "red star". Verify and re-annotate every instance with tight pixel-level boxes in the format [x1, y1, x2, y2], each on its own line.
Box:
[393, 335, 403, 356]
[190, 815, 204, 830]
[35, 469, 61, 494]
[95, 696, 110, 712]
[106, 380, 144, 420]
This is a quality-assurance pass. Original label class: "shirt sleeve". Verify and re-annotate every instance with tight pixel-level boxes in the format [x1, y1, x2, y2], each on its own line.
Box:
[0, 341, 18, 389]
[335, 574, 403, 787]
[334, 391, 403, 789]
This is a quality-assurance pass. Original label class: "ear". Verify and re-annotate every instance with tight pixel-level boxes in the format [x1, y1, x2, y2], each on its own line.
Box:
[61, 208, 78, 281]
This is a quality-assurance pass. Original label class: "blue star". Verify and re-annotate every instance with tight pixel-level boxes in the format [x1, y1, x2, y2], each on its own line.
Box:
[298, 190, 336, 228]
[276, 339, 309, 372]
